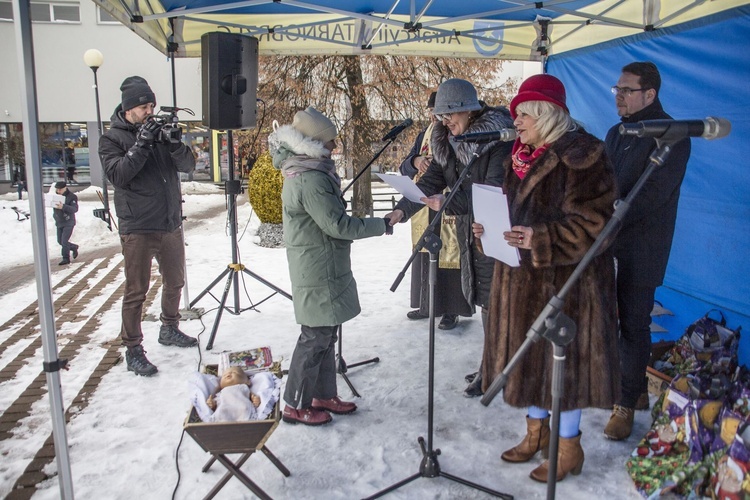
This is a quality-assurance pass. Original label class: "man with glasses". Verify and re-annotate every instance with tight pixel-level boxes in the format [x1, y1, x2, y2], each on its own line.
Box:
[603, 62, 691, 440]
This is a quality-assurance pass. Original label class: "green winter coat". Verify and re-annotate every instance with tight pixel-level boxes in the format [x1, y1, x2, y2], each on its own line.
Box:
[282, 166, 385, 327]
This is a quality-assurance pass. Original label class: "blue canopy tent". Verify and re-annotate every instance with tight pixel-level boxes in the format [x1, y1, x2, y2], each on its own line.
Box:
[547, 5, 750, 359]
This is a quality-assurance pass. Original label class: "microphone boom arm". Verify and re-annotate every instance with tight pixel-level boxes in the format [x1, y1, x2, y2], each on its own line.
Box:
[341, 137, 395, 196]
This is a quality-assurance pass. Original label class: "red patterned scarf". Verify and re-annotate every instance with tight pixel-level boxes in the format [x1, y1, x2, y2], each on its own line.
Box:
[511, 139, 548, 179]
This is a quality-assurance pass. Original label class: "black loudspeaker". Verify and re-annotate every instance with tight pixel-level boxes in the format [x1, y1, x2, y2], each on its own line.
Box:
[201, 33, 259, 130]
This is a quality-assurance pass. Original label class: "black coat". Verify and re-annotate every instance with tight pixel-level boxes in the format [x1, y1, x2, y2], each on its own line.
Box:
[98, 106, 195, 235]
[53, 189, 78, 228]
[605, 100, 691, 287]
[399, 127, 427, 179]
[395, 106, 514, 308]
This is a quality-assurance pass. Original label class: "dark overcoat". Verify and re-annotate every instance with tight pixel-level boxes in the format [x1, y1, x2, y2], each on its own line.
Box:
[481, 130, 621, 411]
[395, 105, 514, 309]
[604, 100, 691, 288]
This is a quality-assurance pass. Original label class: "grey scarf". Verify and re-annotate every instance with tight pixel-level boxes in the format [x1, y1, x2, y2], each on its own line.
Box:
[281, 156, 340, 185]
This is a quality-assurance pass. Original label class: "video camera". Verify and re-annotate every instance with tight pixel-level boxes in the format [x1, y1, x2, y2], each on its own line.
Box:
[146, 106, 195, 144]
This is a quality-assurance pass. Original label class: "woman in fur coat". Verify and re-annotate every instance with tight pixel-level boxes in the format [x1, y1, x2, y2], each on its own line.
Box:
[386, 78, 514, 396]
[473, 74, 620, 482]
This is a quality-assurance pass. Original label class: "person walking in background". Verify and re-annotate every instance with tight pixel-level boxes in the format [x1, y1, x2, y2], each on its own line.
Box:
[52, 181, 79, 266]
[98, 76, 197, 377]
[13, 169, 25, 200]
[603, 62, 691, 441]
[474, 74, 620, 482]
[269, 107, 393, 426]
[399, 91, 472, 330]
[65, 141, 77, 184]
[385, 78, 514, 397]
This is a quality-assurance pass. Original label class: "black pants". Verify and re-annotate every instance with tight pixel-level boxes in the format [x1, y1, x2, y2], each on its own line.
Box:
[283, 324, 339, 409]
[617, 279, 655, 408]
[56, 225, 77, 261]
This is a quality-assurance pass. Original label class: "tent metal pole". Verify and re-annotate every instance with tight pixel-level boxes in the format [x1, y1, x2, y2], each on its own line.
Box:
[12, 0, 74, 497]
[168, 29, 195, 314]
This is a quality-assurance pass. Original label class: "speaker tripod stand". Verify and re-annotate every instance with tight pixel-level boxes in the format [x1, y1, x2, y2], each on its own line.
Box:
[190, 129, 291, 350]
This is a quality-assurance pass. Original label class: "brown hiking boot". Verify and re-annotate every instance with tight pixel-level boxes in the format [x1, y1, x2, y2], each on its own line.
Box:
[604, 405, 635, 440]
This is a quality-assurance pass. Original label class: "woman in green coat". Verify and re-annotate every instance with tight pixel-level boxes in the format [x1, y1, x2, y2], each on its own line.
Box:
[270, 107, 392, 426]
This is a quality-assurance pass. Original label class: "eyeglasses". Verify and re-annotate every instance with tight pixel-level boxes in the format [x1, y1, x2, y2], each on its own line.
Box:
[610, 86, 649, 97]
[434, 112, 453, 121]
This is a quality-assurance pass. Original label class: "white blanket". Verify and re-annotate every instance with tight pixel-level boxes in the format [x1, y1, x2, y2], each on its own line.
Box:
[188, 371, 281, 423]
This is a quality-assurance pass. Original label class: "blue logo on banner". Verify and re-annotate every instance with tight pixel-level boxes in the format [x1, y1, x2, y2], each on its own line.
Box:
[472, 21, 504, 57]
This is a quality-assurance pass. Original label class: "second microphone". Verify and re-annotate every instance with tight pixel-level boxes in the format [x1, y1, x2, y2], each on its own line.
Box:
[453, 129, 517, 143]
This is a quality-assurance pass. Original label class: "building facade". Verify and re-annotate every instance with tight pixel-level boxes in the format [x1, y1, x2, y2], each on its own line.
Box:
[0, 0, 208, 187]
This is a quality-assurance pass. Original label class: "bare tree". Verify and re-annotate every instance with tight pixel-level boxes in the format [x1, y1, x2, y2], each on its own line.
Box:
[242, 55, 518, 216]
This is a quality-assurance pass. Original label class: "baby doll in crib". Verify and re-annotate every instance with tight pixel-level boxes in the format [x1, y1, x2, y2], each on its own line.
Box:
[206, 366, 261, 421]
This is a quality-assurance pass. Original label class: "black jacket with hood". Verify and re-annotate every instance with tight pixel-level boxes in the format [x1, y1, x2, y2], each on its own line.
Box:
[395, 105, 514, 308]
[98, 106, 195, 235]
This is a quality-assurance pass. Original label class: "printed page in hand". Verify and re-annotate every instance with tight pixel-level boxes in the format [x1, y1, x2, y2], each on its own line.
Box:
[472, 183, 520, 267]
[375, 173, 426, 204]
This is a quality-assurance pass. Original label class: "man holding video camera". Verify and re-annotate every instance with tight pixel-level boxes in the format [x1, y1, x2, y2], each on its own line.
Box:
[99, 76, 196, 377]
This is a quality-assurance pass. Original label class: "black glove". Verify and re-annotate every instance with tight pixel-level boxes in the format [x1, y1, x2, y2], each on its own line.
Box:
[383, 217, 393, 235]
[135, 120, 161, 148]
[167, 126, 182, 152]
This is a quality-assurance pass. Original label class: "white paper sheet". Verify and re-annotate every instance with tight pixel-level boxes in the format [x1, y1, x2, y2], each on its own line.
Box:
[375, 173, 426, 204]
[472, 183, 520, 267]
[44, 193, 65, 208]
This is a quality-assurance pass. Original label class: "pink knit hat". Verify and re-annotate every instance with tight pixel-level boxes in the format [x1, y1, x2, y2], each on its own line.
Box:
[510, 74, 569, 119]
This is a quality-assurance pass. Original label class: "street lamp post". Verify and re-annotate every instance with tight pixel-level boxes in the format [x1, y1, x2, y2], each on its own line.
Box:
[83, 48, 111, 231]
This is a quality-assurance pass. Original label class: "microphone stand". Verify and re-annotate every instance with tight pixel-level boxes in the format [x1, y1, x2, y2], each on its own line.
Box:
[366, 148, 512, 499]
[334, 136, 404, 396]
[340, 137, 395, 196]
[481, 137, 683, 499]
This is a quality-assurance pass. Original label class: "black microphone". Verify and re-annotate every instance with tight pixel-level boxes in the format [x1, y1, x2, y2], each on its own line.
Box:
[382, 119, 413, 141]
[619, 117, 731, 140]
[453, 129, 517, 143]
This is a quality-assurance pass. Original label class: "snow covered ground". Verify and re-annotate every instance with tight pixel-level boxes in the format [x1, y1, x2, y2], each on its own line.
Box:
[0, 183, 647, 499]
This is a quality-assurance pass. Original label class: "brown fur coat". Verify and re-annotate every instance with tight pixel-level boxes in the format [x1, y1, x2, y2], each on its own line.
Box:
[480, 129, 620, 411]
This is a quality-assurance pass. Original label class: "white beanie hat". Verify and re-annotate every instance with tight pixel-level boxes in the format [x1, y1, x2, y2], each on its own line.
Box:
[292, 106, 338, 143]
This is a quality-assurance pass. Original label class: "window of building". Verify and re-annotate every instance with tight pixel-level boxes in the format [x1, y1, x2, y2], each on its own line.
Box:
[1, 122, 92, 185]
[52, 4, 79, 22]
[0, 1, 80, 23]
[0, 124, 25, 182]
[0, 2, 13, 21]
[97, 5, 119, 24]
